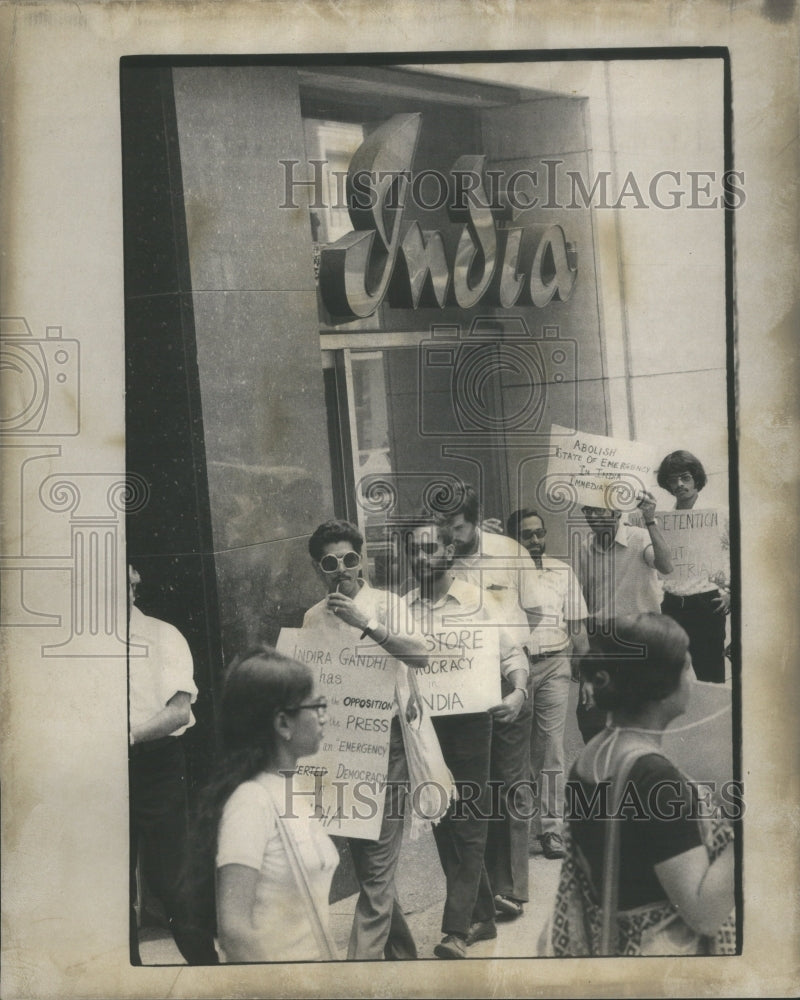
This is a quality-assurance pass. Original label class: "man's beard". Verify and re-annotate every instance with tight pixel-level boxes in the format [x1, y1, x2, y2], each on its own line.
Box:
[414, 561, 451, 588]
[451, 535, 476, 557]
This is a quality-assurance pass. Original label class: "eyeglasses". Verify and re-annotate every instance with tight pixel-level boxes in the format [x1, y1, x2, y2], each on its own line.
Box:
[520, 527, 546, 540]
[318, 551, 361, 573]
[285, 698, 328, 718]
[666, 473, 694, 487]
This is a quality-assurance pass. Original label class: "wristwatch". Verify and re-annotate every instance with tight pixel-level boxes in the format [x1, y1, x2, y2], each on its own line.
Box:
[513, 686, 529, 700]
[360, 617, 380, 639]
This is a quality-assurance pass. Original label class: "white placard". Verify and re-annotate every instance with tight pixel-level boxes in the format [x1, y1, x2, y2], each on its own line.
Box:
[414, 625, 501, 715]
[628, 509, 727, 585]
[544, 424, 657, 510]
[276, 627, 398, 840]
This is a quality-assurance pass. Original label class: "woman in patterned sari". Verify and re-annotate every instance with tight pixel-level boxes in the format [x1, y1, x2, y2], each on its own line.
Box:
[546, 613, 736, 956]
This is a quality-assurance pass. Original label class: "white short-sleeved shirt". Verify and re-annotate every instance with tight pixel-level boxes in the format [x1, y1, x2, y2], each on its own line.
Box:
[216, 772, 339, 962]
[128, 605, 198, 735]
[451, 528, 532, 600]
[575, 522, 662, 621]
[518, 555, 588, 656]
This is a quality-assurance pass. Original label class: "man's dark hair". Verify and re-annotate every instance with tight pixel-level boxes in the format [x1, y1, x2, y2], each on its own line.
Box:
[656, 450, 707, 492]
[405, 510, 454, 548]
[308, 519, 364, 562]
[450, 483, 480, 525]
[506, 507, 544, 542]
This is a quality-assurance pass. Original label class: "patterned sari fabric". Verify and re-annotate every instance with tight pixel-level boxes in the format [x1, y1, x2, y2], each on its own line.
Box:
[548, 818, 736, 956]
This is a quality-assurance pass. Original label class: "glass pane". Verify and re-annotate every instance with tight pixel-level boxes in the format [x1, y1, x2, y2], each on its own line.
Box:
[303, 118, 366, 246]
[350, 351, 392, 488]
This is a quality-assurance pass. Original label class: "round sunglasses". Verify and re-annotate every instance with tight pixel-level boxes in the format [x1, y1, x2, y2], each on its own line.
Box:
[318, 551, 361, 573]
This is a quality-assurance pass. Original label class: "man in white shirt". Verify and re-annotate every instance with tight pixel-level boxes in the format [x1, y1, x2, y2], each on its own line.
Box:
[402, 513, 529, 958]
[440, 485, 538, 914]
[574, 495, 673, 740]
[302, 520, 429, 961]
[128, 565, 218, 965]
[506, 508, 589, 861]
[656, 450, 731, 683]
[444, 484, 532, 616]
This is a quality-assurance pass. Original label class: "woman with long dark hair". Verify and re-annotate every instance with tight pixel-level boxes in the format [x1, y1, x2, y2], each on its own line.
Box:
[547, 614, 735, 956]
[181, 646, 339, 962]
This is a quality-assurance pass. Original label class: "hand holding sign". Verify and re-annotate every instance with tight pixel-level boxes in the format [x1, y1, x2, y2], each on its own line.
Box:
[545, 424, 657, 511]
[637, 489, 658, 522]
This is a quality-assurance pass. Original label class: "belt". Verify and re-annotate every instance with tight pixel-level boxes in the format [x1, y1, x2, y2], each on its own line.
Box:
[528, 646, 569, 663]
[663, 589, 719, 608]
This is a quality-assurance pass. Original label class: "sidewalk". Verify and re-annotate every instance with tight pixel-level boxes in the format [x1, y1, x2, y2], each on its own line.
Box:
[329, 848, 562, 961]
[139, 844, 562, 965]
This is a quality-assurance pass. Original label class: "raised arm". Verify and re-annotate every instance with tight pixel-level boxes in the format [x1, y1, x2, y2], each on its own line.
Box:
[638, 491, 674, 575]
[324, 590, 429, 669]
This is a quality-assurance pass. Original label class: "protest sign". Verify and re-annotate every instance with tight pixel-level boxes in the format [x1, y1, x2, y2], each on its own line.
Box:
[414, 625, 501, 716]
[628, 508, 727, 585]
[543, 424, 657, 510]
[276, 626, 398, 840]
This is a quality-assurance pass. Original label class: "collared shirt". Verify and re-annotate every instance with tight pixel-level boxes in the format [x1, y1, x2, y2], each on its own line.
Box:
[128, 605, 198, 735]
[401, 576, 528, 680]
[518, 554, 588, 656]
[451, 528, 533, 649]
[575, 521, 662, 621]
[451, 527, 531, 599]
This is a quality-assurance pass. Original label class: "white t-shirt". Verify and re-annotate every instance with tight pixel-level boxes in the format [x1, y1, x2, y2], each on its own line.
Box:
[216, 772, 339, 962]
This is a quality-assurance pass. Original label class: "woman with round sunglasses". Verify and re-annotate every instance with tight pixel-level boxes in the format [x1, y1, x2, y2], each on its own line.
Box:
[180, 647, 339, 962]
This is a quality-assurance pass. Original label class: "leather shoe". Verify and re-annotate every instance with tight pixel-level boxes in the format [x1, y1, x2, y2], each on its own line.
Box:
[539, 832, 566, 859]
[434, 934, 467, 959]
[465, 920, 497, 946]
[494, 894, 524, 919]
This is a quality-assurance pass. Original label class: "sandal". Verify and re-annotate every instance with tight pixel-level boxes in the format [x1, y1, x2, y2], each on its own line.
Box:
[494, 893, 524, 919]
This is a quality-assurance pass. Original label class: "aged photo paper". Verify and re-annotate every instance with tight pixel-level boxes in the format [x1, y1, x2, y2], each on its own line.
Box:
[1, 1, 798, 998]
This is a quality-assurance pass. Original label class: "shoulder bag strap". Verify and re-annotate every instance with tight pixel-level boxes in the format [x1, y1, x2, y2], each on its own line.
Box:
[598, 744, 665, 955]
[260, 778, 339, 961]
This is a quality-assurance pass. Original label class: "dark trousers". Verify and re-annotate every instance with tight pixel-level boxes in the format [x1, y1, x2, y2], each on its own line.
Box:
[484, 675, 533, 903]
[662, 590, 727, 683]
[129, 737, 218, 965]
[347, 717, 417, 960]
[431, 712, 495, 937]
